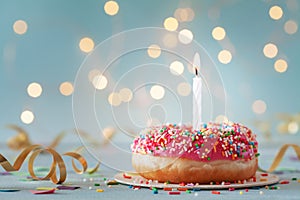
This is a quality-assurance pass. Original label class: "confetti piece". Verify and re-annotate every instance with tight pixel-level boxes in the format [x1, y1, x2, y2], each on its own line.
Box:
[153, 190, 158, 194]
[193, 188, 201, 191]
[96, 189, 104, 192]
[163, 187, 172, 191]
[261, 173, 268, 176]
[30, 189, 56, 195]
[36, 187, 56, 191]
[259, 191, 264, 195]
[0, 172, 12, 175]
[280, 180, 290, 184]
[260, 178, 268, 182]
[0, 189, 20, 192]
[186, 190, 191, 194]
[211, 190, 220, 195]
[169, 191, 181, 195]
[228, 187, 235, 191]
[57, 185, 80, 190]
[94, 183, 100, 186]
[239, 191, 243, 195]
[292, 177, 297, 181]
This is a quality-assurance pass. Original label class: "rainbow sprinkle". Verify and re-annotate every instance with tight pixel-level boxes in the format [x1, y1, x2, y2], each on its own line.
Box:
[131, 122, 259, 162]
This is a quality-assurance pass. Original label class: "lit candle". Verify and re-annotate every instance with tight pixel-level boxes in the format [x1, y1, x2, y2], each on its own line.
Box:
[193, 53, 202, 130]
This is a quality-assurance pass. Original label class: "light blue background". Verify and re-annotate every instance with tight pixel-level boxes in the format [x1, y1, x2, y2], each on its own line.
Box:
[0, 0, 299, 144]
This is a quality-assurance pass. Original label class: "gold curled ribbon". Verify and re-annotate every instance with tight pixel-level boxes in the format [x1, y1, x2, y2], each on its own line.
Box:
[259, 143, 300, 172]
[0, 144, 97, 184]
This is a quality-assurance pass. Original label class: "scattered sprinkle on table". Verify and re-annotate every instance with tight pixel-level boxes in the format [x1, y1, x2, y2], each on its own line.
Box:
[169, 191, 180, 195]
[280, 180, 290, 184]
[211, 190, 220, 195]
[96, 189, 104, 192]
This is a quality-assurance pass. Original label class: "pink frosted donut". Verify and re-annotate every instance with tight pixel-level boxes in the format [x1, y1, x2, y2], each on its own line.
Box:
[131, 122, 259, 183]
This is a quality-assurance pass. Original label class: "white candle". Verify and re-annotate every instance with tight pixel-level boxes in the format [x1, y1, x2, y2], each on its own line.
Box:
[193, 53, 202, 130]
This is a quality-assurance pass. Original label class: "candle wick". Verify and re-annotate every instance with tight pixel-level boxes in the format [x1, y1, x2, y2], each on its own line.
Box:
[195, 68, 198, 76]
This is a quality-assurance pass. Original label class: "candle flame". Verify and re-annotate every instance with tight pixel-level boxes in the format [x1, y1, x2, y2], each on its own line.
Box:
[193, 53, 200, 77]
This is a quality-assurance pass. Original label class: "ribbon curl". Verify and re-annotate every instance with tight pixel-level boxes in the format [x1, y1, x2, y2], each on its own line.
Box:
[0, 144, 92, 184]
[259, 143, 300, 172]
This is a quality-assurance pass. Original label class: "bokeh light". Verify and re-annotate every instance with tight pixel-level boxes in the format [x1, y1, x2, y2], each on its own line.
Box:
[218, 50, 232, 64]
[288, 121, 299, 134]
[284, 20, 298, 34]
[252, 100, 267, 114]
[104, 1, 119, 16]
[215, 115, 229, 123]
[27, 82, 42, 98]
[212, 26, 226, 41]
[59, 82, 74, 96]
[274, 59, 288, 73]
[20, 110, 35, 124]
[269, 5, 283, 20]
[163, 17, 178, 31]
[169, 60, 184, 75]
[150, 85, 165, 100]
[79, 37, 94, 53]
[147, 44, 161, 58]
[177, 82, 191, 96]
[88, 69, 101, 82]
[174, 8, 195, 22]
[119, 88, 133, 102]
[263, 43, 278, 58]
[108, 92, 121, 106]
[178, 29, 193, 44]
[92, 74, 108, 90]
[13, 20, 28, 35]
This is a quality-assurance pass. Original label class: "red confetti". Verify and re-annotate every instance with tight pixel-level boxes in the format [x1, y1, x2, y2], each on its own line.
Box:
[163, 187, 172, 191]
[280, 180, 290, 184]
[30, 189, 56, 195]
[228, 187, 235, 191]
[169, 191, 181, 195]
[261, 173, 269, 177]
[212, 190, 221, 195]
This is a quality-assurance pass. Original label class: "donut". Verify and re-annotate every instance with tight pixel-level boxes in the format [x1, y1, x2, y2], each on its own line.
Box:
[131, 122, 259, 184]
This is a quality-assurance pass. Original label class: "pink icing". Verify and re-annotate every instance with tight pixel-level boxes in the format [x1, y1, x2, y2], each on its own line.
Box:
[131, 122, 259, 162]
